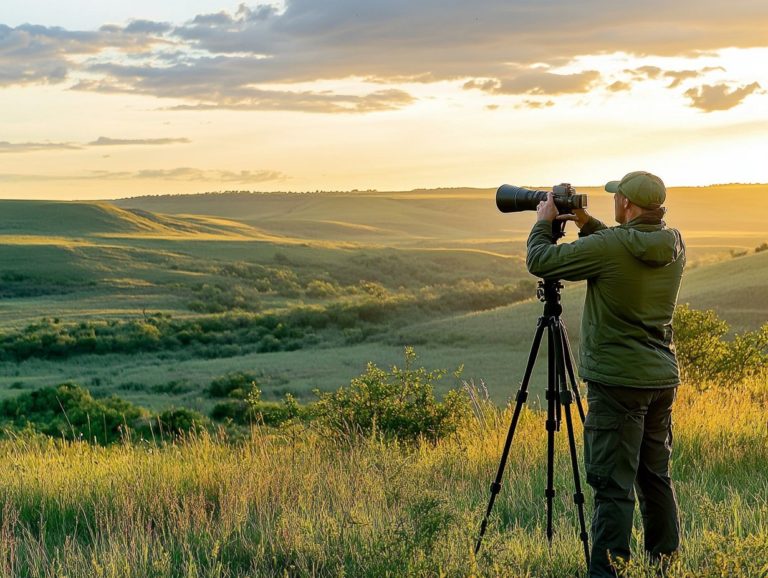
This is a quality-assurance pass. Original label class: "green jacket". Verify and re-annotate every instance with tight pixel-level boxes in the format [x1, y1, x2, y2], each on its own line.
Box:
[526, 215, 685, 387]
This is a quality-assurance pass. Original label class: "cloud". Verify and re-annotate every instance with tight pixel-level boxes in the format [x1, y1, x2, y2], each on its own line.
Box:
[0, 137, 190, 153]
[624, 65, 728, 88]
[684, 82, 762, 111]
[0, 141, 80, 153]
[465, 70, 601, 96]
[0, 22, 167, 87]
[625, 66, 663, 80]
[3, 1, 768, 112]
[520, 100, 555, 109]
[72, 67, 416, 113]
[89, 136, 191, 146]
[607, 80, 631, 92]
[0, 168, 288, 183]
[123, 20, 173, 35]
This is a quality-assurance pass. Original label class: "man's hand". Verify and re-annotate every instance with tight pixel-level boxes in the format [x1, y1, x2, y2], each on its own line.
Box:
[536, 192, 559, 222]
[537, 192, 591, 228]
[556, 208, 590, 229]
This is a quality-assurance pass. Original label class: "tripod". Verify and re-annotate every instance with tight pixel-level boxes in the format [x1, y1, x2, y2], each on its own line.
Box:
[474, 276, 591, 567]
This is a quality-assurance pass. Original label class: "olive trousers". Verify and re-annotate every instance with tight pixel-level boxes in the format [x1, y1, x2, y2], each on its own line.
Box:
[584, 382, 681, 578]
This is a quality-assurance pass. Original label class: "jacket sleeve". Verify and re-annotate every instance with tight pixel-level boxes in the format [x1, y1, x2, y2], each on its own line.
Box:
[526, 220, 606, 281]
[578, 216, 608, 238]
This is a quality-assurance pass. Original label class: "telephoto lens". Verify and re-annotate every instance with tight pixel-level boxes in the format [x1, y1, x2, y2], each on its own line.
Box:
[496, 184, 587, 213]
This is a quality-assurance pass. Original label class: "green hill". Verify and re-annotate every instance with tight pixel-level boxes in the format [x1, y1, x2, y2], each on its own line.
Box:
[0, 199, 280, 240]
[113, 185, 767, 262]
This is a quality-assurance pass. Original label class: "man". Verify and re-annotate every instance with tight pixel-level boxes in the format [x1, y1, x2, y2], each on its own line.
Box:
[525, 171, 685, 577]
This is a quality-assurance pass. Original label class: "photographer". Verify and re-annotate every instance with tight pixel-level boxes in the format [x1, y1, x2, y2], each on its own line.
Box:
[526, 171, 685, 577]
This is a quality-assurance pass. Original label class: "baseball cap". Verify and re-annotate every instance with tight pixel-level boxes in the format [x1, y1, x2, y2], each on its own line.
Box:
[605, 171, 666, 209]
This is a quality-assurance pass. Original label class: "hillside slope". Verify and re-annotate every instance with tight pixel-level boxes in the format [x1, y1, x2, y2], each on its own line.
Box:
[392, 249, 768, 380]
[0, 200, 279, 240]
[112, 185, 768, 261]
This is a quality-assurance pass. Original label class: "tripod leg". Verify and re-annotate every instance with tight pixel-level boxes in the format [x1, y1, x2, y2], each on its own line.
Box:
[553, 322, 591, 568]
[474, 317, 547, 555]
[559, 320, 586, 424]
[545, 319, 558, 545]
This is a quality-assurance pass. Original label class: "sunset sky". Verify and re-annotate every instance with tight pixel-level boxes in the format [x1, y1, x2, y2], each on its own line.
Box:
[1, 0, 767, 199]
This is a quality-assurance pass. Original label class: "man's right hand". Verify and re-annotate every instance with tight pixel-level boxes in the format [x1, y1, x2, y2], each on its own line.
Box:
[556, 208, 590, 229]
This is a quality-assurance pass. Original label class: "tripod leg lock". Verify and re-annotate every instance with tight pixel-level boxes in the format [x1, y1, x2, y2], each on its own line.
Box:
[490, 482, 502, 495]
[515, 390, 528, 403]
[559, 390, 573, 405]
[573, 492, 585, 505]
[545, 488, 556, 498]
[546, 419, 557, 432]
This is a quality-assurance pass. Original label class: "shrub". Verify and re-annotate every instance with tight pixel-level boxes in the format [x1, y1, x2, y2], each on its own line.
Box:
[154, 408, 208, 435]
[673, 304, 768, 386]
[0, 383, 145, 443]
[305, 279, 339, 298]
[673, 305, 729, 384]
[314, 347, 471, 442]
[206, 372, 259, 398]
[210, 399, 250, 423]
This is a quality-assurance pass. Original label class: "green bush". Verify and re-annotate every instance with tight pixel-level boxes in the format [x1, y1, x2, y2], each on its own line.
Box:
[0, 383, 145, 443]
[154, 408, 208, 435]
[673, 304, 768, 386]
[314, 347, 471, 442]
[207, 372, 259, 398]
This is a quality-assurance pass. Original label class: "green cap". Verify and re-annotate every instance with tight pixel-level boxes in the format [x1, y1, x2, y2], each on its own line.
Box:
[605, 171, 666, 209]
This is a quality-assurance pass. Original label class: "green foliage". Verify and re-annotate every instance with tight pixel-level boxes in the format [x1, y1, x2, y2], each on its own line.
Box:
[211, 392, 311, 426]
[0, 383, 145, 443]
[305, 279, 340, 298]
[673, 304, 768, 386]
[207, 372, 259, 398]
[188, 283, 261, 313]
[154, 408, 208, 435]
[0, 277, 533, 363]
[314, 347, 471, 442]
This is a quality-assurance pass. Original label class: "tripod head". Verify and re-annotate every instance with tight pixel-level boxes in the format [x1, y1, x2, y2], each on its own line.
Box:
[537, 279, 564, 318]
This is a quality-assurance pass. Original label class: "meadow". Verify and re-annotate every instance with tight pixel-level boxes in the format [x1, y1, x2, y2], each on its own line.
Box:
[0, 375, 765, 577]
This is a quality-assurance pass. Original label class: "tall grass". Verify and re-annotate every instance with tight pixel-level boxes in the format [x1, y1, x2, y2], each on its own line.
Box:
[0, 378, 766, 577]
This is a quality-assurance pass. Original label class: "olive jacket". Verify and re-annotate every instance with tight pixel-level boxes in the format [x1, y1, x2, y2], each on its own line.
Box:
[526, 214, 685, 387]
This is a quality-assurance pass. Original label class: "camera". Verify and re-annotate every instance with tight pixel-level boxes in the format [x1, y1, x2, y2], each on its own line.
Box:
[496, 183, 587, 214]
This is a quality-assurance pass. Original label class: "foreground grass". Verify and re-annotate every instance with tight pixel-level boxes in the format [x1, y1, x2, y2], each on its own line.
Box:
[0, 381, 766, 577]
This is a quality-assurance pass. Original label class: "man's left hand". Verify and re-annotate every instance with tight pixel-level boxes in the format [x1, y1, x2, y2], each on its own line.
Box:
[536, 192, 559, 222]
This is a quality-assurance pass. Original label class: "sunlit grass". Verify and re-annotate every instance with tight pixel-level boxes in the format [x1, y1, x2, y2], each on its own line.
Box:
[0, 378, 765, 577]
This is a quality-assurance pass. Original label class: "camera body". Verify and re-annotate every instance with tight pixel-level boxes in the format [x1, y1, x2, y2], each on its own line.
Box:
[496, 183, 587, 214]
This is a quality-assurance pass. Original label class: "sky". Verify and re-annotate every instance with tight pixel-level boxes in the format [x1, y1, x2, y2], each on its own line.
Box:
[1, 0, 767, 200]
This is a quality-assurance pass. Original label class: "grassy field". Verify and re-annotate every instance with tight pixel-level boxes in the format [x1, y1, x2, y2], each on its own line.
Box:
[0, 377, 765, 577]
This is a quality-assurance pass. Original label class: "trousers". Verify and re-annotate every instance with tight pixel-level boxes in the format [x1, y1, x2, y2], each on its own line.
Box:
[584, 382, 681, 578]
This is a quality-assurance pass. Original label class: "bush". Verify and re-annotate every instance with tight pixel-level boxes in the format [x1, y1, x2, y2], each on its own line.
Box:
[314, 347, 471, 442]
[206, 372, 259, 398]
[154, 408, 208, 435]
[673, 304, 768, 386]
[0, 383, 145, 443]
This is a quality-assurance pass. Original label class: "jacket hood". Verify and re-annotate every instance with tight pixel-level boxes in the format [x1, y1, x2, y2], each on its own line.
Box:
[616, 220, 684, 268]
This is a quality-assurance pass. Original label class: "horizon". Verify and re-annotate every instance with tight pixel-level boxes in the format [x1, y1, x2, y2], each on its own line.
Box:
[0, 182, 766, 203]
[1, 1, 767, 200]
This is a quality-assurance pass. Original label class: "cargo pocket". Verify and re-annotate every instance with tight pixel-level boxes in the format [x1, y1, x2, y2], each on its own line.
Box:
[584, 412, 622, 489]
